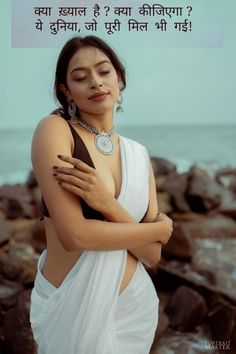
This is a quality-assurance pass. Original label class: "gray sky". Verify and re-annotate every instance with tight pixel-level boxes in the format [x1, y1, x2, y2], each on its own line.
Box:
[1, 0, 236, 129]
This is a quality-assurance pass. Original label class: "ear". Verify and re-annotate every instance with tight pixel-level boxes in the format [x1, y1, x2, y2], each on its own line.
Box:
[59, 84, 72, 100]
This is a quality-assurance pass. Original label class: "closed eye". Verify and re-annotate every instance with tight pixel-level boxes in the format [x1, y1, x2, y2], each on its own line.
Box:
[100, 71, 110, 75]
[75, 77, 86, 81]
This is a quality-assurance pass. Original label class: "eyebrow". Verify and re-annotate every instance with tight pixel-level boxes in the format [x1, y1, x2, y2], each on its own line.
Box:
[70, 60, 111, 74]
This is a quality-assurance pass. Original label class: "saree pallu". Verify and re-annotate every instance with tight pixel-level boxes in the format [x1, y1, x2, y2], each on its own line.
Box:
[30, 136, 159, 354]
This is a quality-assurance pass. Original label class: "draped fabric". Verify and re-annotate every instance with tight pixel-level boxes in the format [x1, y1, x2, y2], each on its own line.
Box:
[30, 136, 159, 354]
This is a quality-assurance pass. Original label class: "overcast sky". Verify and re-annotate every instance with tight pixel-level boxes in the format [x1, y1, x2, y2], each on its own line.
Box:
[0, 0, 236, 129]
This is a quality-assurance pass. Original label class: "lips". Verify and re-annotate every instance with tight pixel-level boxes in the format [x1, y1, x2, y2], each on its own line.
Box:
[88, 91, 109, 100]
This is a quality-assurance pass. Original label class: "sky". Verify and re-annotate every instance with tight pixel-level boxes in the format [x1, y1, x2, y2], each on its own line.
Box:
[0, 0, 236, 129]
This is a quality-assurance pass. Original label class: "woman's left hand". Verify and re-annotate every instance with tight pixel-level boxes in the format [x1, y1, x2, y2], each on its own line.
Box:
[52, 155, 114, 213]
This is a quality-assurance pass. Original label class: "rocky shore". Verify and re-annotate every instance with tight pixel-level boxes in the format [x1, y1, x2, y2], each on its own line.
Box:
[0, 158, 235, 354]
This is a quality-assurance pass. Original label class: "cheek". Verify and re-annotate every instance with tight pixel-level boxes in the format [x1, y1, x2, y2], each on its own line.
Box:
[68, 82, 87, 98]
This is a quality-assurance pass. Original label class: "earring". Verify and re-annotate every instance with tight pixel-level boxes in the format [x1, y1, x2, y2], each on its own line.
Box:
[116, 92, 124, 113]
[68, 101, 77, 123]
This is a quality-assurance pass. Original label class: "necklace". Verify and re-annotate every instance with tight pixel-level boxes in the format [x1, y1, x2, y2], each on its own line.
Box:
[77, 118, 115, 155]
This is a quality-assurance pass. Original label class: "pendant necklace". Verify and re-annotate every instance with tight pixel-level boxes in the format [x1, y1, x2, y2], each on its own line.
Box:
[77, 118, 115, 156]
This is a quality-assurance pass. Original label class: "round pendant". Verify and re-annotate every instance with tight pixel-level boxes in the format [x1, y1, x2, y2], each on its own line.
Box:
[95, 133, 114, 155]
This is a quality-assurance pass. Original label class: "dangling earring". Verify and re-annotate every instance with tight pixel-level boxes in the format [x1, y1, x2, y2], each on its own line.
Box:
[68, 100, 77, 123]
[116, 92, 124, 113]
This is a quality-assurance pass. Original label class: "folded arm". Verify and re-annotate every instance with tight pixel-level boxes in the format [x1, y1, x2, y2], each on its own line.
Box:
[102, 159, 163, 268]
[31, 116, 172, 252]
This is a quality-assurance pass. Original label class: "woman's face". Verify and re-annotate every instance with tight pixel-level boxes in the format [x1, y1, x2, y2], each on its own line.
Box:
[63, 46, 121, 116]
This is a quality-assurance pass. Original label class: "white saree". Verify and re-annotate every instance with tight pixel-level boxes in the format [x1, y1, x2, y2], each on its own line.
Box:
[30, 135, 159, 354]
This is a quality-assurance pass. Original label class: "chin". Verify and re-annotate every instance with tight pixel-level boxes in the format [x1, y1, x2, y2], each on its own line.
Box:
[86, 103, 114, 114]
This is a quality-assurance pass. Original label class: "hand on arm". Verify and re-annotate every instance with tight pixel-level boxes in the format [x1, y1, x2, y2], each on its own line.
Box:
[53, 148, 172, 267]
[32, 116, 172, 253]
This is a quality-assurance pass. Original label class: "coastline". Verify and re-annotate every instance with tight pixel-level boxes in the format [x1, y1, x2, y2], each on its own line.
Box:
[0, 158, 236, 353]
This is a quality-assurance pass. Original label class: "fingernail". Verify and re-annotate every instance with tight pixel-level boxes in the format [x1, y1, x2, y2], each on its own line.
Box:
[57, 154, 62, 158]
[53, 166, 58, 169]
[53, 173, 58, 176]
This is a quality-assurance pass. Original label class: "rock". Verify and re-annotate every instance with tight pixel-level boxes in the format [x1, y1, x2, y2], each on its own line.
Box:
[4, 199, 36, 219]
[26, 170, 38, 189]
[165, 286, 208, 331]
[0, 222, 13, 246]
[0, 242, 38, 286]
[207, 298, 236, 345]
[171, 212, 205, 222]
[163, 172, 191, 212]
[150, 310, 169, 353]
[6, 218, 36, 243]
[156, 192, 173, 214]
[191, 266, 217, 286]
[9, 243, 38, 286]
[0, 280, 22, 308]
[216, 167, 236, 193]
[2, 290, 37, 354]
[155, 175, 167, 192]
[162, 222, 193, 261]
[180, 215, 236, 240]
[0, 250, 22, 281]
[151, 157, 177, 176]
[187, 168, 225, 212]
[0, 205, 6, 221]
[219, 189, 236, 220]
[0, 184, 36, 219]
[0, 184, 32, 203]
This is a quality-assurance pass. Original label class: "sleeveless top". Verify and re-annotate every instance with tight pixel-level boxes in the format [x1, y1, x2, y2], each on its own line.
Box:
[41, 121, 105, 221]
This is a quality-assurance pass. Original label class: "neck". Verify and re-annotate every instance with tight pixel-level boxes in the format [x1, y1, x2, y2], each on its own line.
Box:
[79, 110, 114, 132]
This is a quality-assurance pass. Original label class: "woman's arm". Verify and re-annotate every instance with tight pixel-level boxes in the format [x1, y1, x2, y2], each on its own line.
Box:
[32, 116, 173, 252]
[100, 159, 163, 268]
[53, 147, 165, 267]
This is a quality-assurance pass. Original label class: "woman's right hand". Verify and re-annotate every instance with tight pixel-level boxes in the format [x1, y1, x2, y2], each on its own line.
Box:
[155, 212, 173, 245]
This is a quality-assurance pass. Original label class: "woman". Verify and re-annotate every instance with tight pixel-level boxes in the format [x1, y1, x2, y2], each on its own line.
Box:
[30, 35, 173, 354]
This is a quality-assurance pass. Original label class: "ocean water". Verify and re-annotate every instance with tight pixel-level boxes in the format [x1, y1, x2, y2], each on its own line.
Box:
[0, 125, 235, 185]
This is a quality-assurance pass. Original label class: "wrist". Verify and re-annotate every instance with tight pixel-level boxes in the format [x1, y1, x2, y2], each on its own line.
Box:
[100, 196, 117, 221]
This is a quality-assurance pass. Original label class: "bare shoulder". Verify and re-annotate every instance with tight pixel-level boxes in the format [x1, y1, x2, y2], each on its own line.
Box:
[31, 114, 84, 251]
[32, 115, 73, 158]
[33, 114, 70, 138]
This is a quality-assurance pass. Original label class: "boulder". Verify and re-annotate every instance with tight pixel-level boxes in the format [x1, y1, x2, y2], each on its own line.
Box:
[0, 250, 22, 281]
[0, 222, 13, 246]
[187, 167, 225, 212]
[219, 189, 236, 220]
[155, 175, 167, 192]
[207, 298, 236, 345]
[165, 285, 208, 331]
[0, 184, 32, 203]
[216, 167, 236, 194]
[2, 290, 37, 354]
[3, 198, 36, 219]
[180, 215, 236, 240]
[150, 310, 169, 352]
[163, 172, 191, 212]
[0, 184, 36, 219]
[156, 192, 173, 214]
[151, 157, 176, 176]
[9, 242, 38, 286]
[26, 170, 38, 189]
[0, 280, 22, 308]
[162, 222, 193, 261]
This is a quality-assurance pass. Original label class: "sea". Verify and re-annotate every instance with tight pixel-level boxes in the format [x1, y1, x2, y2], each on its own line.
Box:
[0, 125, 236, 185]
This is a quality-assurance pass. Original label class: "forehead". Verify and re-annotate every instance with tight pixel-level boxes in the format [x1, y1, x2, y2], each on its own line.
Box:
[68, 46, 110, 71]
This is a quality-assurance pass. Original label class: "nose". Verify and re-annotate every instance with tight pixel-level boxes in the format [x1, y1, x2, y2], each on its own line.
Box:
[90, 73, 103, 89]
